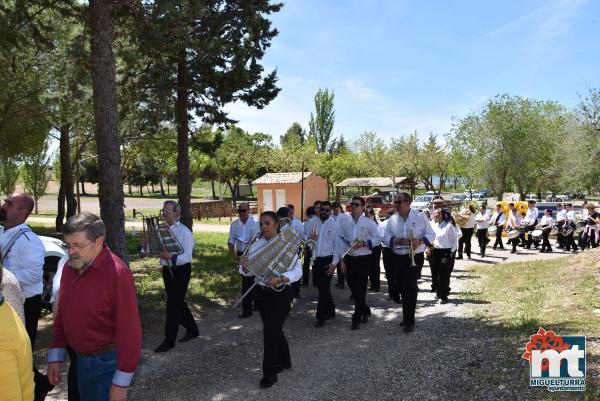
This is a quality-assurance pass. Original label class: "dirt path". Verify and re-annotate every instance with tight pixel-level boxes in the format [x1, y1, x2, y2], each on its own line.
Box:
[43, 247, 579, 401]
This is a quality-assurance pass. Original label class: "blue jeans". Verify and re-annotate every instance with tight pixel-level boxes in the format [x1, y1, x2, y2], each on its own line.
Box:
[76, 350, 116, 401]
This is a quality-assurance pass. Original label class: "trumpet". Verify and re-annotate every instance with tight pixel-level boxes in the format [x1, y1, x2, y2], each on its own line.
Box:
[341, 231, 368, 259]
[305, 224, 318, 264]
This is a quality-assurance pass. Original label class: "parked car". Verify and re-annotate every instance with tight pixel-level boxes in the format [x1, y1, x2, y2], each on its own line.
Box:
[40, 236, 67, 310]
[345, 195, 396, 217]
[526, 193, 539, 201]
[450, 193, 467, 202]
[411, 194, 444, 211]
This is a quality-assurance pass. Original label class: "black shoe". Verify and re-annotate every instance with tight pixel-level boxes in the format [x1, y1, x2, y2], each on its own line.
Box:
[539, 249, 545, 253]
[238, 312, 253, 319]
[315, 320, 325, 327]
[360, 315, 368, 323]
[351, 321, 360, 330]
[276, 363, 291, 373]
[456, 253, 463, 260]
[403, 324, 415, 333]
[493, 247, 496, 250]
[154, 341, 174, 353]
[499, 246, 505, 250]
[393, 297, 402, 304]
[547, 249, 553, 253]
[260, 377, 278, 388]
[178, 332, 199, 343]
[467, 254, 471, 259]
[510, 250, 516, 254]
[440, 298, 449, 304]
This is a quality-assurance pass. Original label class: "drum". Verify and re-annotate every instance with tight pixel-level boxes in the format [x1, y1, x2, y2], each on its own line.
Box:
[487, 226, 497, 235]
[507, 229, 521, 239]
[549, 224, 559, 236]
[531, 229, 544, 241]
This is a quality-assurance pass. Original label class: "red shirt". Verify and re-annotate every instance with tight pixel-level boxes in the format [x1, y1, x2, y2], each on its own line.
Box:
[50, 246, 142, 374]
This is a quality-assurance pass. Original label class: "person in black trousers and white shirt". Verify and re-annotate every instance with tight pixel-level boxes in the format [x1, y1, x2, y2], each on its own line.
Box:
[539, 209, 554, 253]
[456, 203, 476, 259]
[430, 209, 462, 304]
[155, 201, 199, 353]
[489, 203, 507, 250]
[312, 201, 341, 327]
[239, 211, 302, 389]
[228, 202, 260, 318]
[343, 196, 382, 330]
[524, 200, 539, 249]
[474, 205, 491, 257]
[383, 192, 435, 333]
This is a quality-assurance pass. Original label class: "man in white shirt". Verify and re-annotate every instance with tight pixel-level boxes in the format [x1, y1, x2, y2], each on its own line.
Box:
[303, 205, 321, 287]
[489, 204, 507, 250]
[564, 203, 578, 252]
[228, 202, 260, 318]
[344, 196, 382, 330]
[555, 203, 567, 248]
[383, 193, 435, 333]
[474, 205, 491, 257]
[155, 201, 198, 353]
[332, 201, 351, 289]
[524, 200, 540, 249]
[312, 202, 341, 327]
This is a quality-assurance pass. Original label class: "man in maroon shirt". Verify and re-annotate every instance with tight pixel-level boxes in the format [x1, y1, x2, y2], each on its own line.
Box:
[47, 213, 141, 401]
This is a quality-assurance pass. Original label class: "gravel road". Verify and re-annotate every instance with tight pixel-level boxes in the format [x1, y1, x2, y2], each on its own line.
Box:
[42, 247, 596, 401]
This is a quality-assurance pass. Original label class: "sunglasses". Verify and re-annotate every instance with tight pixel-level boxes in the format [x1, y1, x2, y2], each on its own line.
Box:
[320, 207, 331, 212]
[350, 203, 361, 207]
[237, 209, 248, 213]
[394, 200, 403, 205]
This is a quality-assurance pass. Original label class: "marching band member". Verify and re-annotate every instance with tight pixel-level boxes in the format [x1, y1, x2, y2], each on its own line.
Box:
[555, 203, 567, 248]
[581, 203, 600, 249]
[489, 203, 507, 250]
[524, 200, 539, 249]
[506, 208, 521, 254]
[384, 193, 435, 333]
[343, 196, 382, 330]
[228, 202, 260, 319]
[539, 209, 554, 253]
[155, 201, 198, 353]
[366, 208, 383, 291]
[332, 201, 351, 289]
[303, 204, 321, 287]
[380, 210, 400, 303]
[456, 203, 476, 260]
[284, 205, 303, 298]
[564, 204, 578, 252]
[430, 209, 462, 304]
[475, 205, 491, 257]
[312, 201, 340, 327]
[239, 211, 302, 389]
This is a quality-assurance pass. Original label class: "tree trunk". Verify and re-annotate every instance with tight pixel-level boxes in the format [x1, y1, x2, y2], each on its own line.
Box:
[175, 53, 193, 230]
[56, 184, 65, 231]
[210, 178, 216, 198]
[128, 183, 132, 196]
[159, 175, 165, 196]
[248, 180, 254, 198]
[89, 0, 128, 263]
[139, 186, 143, 196]
[80, 175, 88, 196]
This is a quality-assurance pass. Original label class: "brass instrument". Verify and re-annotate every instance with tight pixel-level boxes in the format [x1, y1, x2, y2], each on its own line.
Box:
[393, 227, 418, 268]
[233, 226, 304, 308]
[341, 231, 368, 259]
[305, 223, 318, 264]
[452, 208, 470, 228]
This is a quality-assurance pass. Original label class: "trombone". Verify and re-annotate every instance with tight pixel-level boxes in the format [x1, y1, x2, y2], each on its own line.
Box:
[341, 231, 368, 259]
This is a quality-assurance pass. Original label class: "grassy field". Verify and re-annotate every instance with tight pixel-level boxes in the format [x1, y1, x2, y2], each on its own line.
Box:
[466, 250, 600, 400]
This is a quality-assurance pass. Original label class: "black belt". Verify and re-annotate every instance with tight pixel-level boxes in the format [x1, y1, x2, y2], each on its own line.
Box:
[433, 248, 452, 253]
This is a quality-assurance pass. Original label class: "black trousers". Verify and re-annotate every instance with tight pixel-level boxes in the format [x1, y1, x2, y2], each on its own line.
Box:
[381, 247, 397, 300]
[335, 261, 346, 286]
[392, 252, 423, 326]
[565, 231, 578, 251]
[162, 263, 199, 345]
[369, 245, 382, 290]
[345, 254, 371, 322]
[255, 285, 292, 380]
[240, 275, 256, 315]
[476, 229, 487, 256]
[314, 256, 335, 320]
[493, 225, 505, 249]
[24, 294, 42, 349]
[302, 248, 314, 286]
[541, 228, 552, 251]
[526, 223, 538, 247]
[67, 346, 80, 401]
[431, 249, 453, 300]
[458, 227, 474, 257]
[556, 221, 565, 247]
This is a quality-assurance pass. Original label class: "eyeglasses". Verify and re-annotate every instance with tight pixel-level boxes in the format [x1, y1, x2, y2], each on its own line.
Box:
[238, 209, 248, 213]
[65, 241, 94, 252]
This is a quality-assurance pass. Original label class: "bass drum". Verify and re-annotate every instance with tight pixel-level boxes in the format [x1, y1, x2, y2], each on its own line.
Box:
[487, 226, 497, 236]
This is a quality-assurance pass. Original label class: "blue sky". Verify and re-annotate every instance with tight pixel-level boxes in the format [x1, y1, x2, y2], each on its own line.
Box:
[224, 0, 600, 144]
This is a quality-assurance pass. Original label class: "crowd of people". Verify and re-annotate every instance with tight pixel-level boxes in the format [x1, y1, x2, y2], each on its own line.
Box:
[1, 191, 598, 399]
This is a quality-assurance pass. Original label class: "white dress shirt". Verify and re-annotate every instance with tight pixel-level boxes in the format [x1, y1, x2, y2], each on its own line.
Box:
[313, 217, 341, 265]
[489, 211, 507, 227]
[525, 207, 539, 225]
[384, 210, 436, 255]
[581, 209, 589, 220]
[507, 213, 521, 229]
[343, 215, 382, 257]
[556, 209, 567, 222]
[541, 215, 554, 227]
[432, 221, 462, 251]
[0, 223, 45, 298]
[290, 217, 305, 240]
[463, 212, 476, 229]
[566, 210, 577, 222]
[228, 216, 260, 254]
[303, 215, 320, 239]
[475, 210, 491, 229]
[160, 221, 195, 267]
[237, 236, 302, 284]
